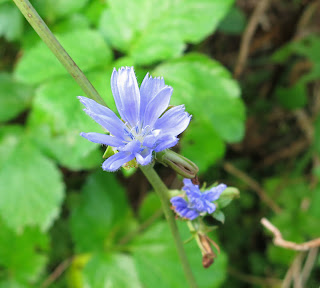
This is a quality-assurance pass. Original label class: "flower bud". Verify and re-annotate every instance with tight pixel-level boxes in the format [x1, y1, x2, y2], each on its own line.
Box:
[156, 150, 199, 178]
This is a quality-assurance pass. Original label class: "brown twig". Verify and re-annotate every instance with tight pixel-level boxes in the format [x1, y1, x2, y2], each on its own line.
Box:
[261, 218, 320, 251]
[223, 162, 282, 213]
[259, 138, 309, 168]
[228, 267, 282, 287]
[234, 0, 271, 78]
[41, 257, 73, 288]
[300, 247, 319, 287]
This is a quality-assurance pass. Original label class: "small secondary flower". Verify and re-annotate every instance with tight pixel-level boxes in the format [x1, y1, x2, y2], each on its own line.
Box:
[79, 67, 191, 171]
[171, 179, 227, 220]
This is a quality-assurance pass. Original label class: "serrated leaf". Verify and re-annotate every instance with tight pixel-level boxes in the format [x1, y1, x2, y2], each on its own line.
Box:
[0, 218, 48, 285]
[100, 0, 234, 64]
[131, 222, 227, 288]
[83, 253, 142, 288]
[154, 53, 245, 143]
[70, 170, 130, 252]
[27, 72, 112, 170]
[0, 73, 33, 123]
[0, 3, 23, 41]
[0, 126, 65, 231]
[15, 29, 112, 84]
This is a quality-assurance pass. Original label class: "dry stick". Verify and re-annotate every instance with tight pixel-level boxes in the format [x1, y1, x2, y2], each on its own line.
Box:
[41, 258, 73, 288]
[228, 267, 282, 287]
[234, 0, 271, 78]
[261, 218, 320, 251]
[281, 252, 305, 288]
[300, 247, 319, 287]
[223, 162, 282, 213]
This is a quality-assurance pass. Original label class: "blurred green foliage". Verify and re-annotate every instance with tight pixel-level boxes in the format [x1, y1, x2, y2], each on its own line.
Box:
[0, 0, 320, 287]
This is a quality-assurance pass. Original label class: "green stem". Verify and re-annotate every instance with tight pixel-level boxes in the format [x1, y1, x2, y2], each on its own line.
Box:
[140, 165, 198, 288]
[12, 0, 107, 106]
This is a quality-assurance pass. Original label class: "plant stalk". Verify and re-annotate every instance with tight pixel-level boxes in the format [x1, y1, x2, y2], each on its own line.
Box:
[12, 0, 106, 106]
[140, 165, 198, 288]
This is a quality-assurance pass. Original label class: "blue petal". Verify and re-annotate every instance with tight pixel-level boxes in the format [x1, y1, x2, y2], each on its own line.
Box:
[205, 202, 216, 214]
[111, 67, 140, 127]
[139, 73, 166, 122]
[143, 86, 172, 127]
[135, 148, 153, 165]
[206, 184, 227, 202]
[78, 97, 125, 140]
[80, 132, 124, 146]
[154, 105, 191, 136]
[170, 196, 188, 209]
[84, 110, 125, 140]
[118, 140, 141, 153]
[154, 135, 178, 152]
[102, 151, 135, 171]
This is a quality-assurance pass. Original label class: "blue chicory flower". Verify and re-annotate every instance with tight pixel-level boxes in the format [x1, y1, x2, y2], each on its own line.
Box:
[79, 67, 191, 171]
[170, 179, 227, 220]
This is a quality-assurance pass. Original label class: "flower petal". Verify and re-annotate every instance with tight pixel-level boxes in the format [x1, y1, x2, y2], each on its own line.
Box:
[78, 96, 118, 119]
[118, 140, 141, 153]
[154, 135, 178, 152]
[205, 184, 227, 202]
[102, 151, 135, 172]
[143, 86, 172, 128]
[139, 73, 166, 122]
[80, 132, 124, 146]
[135, 148, 153, 165]
[154, 105, 191, 136]
[84, 110, 125, 140]
[111, 67, 140, 127]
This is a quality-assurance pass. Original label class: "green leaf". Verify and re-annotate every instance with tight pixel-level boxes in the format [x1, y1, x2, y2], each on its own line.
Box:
[138, 192, 162, 222]
[0, 126, 65, 231]
[154, 53, 245, 143]
[0, 3, 23, 41]
[27, 72, 111, 170]
[276, 82, 307, 110]
[181, 118, 225, 172]
[212, 210, 225, 224]
[0, 218, 48, 285]
[0, 73, 33, 123]
[218, 6, 247, 35]
[70, 170, 130, 252]
[131, 222, 227, 288]
[83, 253, 142, 288]
[15, 29, 112, 84]
[314, 115, 320, 157]
[100, 0, 234, 64]
[32, 0, 90, 22]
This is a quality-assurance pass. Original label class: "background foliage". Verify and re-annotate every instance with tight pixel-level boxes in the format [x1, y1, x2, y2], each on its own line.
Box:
[0, 0, 319, 287]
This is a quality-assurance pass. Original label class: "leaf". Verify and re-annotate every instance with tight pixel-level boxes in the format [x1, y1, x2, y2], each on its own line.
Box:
[0, 218, 48, 285]
[131, 222, 227, 288]
[276, 82, 307, 110]
[154, 53, 245, 143]
[0, 126, 65, 231]
[70, 170, 130, 252]
[218, 6, 247, 35]
[27, 72, 112, 170]
[32, 0, 90, 22]
[15, 29, 112, 84]
[0, 3, 23, 41]
[83, 253, 142, 288]
[212, 210, 225, 224]
[0, 73, 33, 123]
[99, 0, 234, 64]
[181, 118, 226, 172]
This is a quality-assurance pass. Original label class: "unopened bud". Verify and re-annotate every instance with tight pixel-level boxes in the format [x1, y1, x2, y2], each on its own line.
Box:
[156, 150, 199, 178]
